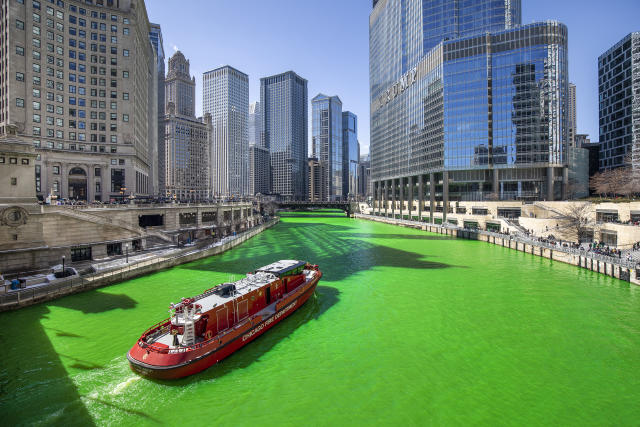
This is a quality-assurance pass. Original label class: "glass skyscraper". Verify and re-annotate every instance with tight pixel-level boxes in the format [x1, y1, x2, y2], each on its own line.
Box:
[260, 71, 308, 200]
[342, 111, 359, 199]
[312, 94, 343, 201]
[370, 0, 571, 219]
[598, 32, 640, 171]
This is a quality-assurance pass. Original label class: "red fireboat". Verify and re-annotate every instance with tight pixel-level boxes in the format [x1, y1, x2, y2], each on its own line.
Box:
[127, 260, 322, 379]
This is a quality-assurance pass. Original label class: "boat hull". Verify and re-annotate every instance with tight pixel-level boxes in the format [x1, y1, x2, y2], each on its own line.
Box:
[127, 275, 319, 380]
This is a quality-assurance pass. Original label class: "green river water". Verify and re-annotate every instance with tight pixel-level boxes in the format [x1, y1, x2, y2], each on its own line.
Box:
[1, 211, 640, 426]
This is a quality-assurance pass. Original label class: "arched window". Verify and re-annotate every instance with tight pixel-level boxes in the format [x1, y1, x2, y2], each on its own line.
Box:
[69, 167, 87, 176]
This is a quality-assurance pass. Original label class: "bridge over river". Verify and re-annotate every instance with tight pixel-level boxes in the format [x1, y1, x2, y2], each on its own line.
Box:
[275, 201, 359, 215]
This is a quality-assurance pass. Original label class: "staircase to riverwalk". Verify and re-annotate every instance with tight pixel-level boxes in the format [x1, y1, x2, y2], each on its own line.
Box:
[502, 218, 529, 237]
[52, 208, 173, 243]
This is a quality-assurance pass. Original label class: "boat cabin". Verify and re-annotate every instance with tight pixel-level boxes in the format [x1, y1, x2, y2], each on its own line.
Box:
[256, 260, 307, 278]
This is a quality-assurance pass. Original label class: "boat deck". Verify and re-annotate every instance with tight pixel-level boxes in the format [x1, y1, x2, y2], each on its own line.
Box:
[147, 266, 317, 350]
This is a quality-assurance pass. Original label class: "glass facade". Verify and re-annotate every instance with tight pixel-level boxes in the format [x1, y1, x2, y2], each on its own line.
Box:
[598, 32, 640, 170]
[312, 94, 342, 201]
[370, 0, 571, 204]
[342, 111, 359, 199]
[260, 71, 308, 200]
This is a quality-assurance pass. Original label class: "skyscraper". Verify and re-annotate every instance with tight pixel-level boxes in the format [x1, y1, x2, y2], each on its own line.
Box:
[249, 102, 261, 147]
[149, 23, 165, 196]
[0, 0, 158, 202]
[203, 66, 249, 197]
[162, 51, 211, 201]
[568, 83, 576, 147]
[261, 71, 308, 200]
[249, 145, 270, 195]
[308, 157, 326, 201]
[370, 0, 570, 216]
[342, 111, 359, 199]
[598, 32, 640, 171]
[312, 94, 342, 201]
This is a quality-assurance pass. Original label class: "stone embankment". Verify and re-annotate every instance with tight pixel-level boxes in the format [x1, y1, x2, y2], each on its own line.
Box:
[0, 218, 279, 311]
[356, 214, 640, 286]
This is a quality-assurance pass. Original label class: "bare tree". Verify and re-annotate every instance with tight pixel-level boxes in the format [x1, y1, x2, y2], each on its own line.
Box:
[552, 202, 596, 243]
[610, 167, 630, 197]
[590, 172, 606, 198]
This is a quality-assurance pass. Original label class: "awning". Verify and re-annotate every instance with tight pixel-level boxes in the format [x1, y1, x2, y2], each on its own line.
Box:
[630, 211, 640, 215]
[596, 209, 618, 214]
[600, 230, 618, 236]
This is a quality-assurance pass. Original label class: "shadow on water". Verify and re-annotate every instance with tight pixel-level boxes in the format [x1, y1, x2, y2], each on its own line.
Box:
[50, 291, 138, 314]
[184, 221, 458, 281]
[345, 232, 453, 241]
[0, 306, 96, 426]
[150, 285, 339, 386]
[0, 290, 139, 425]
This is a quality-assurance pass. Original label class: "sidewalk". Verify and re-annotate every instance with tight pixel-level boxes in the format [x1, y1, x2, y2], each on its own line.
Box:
[0, 219, 279, 310]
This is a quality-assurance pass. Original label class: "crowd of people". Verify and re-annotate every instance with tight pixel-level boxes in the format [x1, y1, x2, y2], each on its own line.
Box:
[587, 241, 623, 258]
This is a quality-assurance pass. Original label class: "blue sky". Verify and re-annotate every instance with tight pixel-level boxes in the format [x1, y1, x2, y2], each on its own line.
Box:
[147, 0, 640, 154]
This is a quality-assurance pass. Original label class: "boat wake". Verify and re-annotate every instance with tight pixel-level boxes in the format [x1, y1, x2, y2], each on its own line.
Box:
[109, 376, 140, 395]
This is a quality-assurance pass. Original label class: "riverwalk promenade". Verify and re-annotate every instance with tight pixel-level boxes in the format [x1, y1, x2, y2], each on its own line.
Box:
[356, 213, 640, 286]
[0, 218, 279, 311]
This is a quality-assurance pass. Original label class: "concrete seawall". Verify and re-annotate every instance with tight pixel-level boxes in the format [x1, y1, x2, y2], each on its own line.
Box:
[0, 218, 279, 311]
[356, 214, 639, 286]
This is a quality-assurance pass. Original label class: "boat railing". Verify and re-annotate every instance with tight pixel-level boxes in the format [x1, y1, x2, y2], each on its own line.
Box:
[142, 277, 317, 353]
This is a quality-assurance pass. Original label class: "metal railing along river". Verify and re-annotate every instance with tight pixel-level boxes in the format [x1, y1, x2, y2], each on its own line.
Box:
[0, 219, 278, 309]
[357, 214, 638, 270]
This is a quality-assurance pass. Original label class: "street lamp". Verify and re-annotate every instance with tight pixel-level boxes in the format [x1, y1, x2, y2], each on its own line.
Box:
[125, 242, 129, 263]
[120, 186, 127, 202]
[62, 255, 65, 272]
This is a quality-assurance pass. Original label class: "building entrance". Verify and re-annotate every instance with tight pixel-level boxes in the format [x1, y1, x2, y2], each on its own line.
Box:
[68, 167, 88, 200]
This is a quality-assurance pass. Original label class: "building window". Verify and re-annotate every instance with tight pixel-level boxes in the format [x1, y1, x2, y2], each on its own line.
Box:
[122, 114, 128, 122]
[16, 98, 25, 107]
[16, 72, 25, 82]
[0, 157, 4, 163]
[35, 164, 41, 192]
[53, 165, 60, 174]
[71, 246, 91, 262]
[22, 159, 30, 165]
[11, 178, 18, 186]
[17, 20, 25, 30]
[122, 93, 129, 100]
[122, 49, 129, 57]
[123, 27, 128, 35]
[16, 46, 25, 55]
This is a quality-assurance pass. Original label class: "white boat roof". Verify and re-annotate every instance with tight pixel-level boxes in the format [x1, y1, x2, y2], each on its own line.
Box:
[178, 272, 274, 314]
[256, 260, 306, 276]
